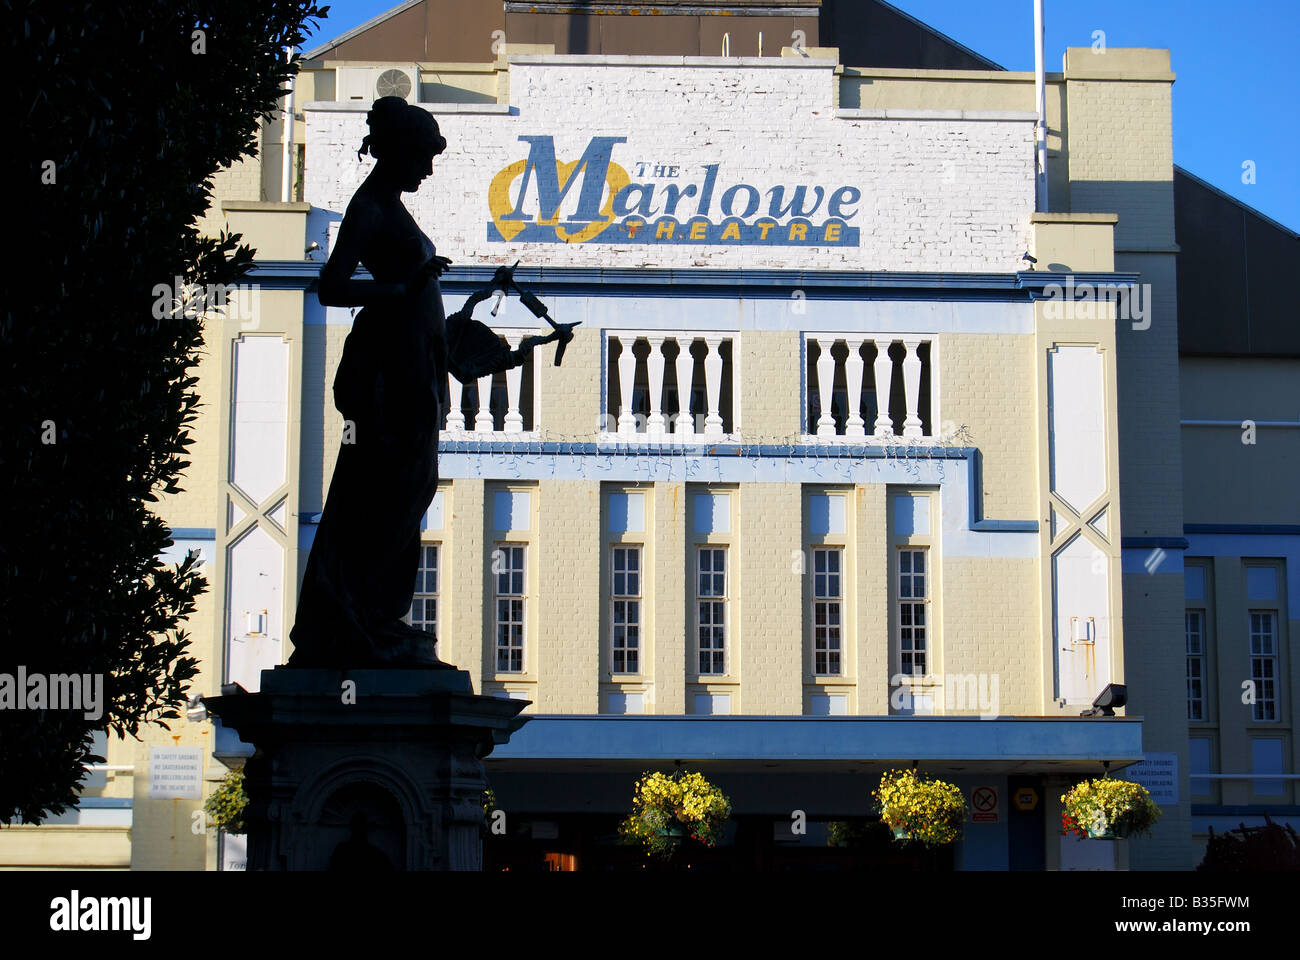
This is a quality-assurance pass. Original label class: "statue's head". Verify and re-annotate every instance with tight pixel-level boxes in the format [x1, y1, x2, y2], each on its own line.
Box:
[357, 96, 448, 192]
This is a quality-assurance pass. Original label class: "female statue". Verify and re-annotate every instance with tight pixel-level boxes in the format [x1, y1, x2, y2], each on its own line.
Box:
[288, 97, 560, 669]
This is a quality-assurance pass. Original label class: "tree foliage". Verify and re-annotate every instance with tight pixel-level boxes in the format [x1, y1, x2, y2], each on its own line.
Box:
[1, 1, 327, 823]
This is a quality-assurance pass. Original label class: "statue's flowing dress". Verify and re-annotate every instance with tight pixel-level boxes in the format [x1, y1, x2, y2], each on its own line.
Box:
[288, 201, 511, 667]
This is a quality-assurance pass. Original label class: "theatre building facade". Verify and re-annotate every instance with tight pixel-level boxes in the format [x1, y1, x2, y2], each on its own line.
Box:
[10, 1, 1296, 872]
[244, 48, 1172, 872]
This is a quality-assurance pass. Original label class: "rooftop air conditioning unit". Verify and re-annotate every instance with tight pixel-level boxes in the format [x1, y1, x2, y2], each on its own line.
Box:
[336, 64, 420, 105]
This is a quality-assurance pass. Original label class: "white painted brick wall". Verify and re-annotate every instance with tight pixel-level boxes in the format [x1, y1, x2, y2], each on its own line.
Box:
[305, 61, 1034, 272]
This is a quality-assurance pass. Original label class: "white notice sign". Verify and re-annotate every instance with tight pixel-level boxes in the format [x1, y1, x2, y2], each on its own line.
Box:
[148, 746, 203, 799]
[1121, 752, 1178, 805]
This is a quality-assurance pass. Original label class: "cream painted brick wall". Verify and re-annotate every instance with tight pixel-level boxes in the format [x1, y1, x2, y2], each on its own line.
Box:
[155, 322, 223, 533]
[197, 148, 265, 239]
[737, 483, 802, 713]
[535, 479, 601, 712]
[447, 478, 485, 692]
[185, 577, 221, 698]
[1122, 572, 1196, 870]
[300, 324, 352, 514]
[940, 557, 1041, 715]
[1065, 80, 1175, 249]
[739, 330, 802, 442]
[854, 484, 890, 712]
[1114, 255, 1183, 537]
[652, 482, 687, 714]
[938, 334, 1037, 521]
[538, 327, 601, 440]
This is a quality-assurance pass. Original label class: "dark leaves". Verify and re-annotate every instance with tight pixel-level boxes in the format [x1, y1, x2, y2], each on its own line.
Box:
[1, 0, 327, 824]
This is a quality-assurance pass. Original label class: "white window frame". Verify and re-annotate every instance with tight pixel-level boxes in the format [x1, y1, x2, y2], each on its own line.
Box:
[404, 542, 440, 647]
[1186, 608, 1207, 721]
[611, 545, 642, 675]
[696, 546, 728, 676]
[812, 546, 843, 677]
[1249, 609, 1279, 722]
[494, 542, 527, 674]
[897, 547, 929, 677]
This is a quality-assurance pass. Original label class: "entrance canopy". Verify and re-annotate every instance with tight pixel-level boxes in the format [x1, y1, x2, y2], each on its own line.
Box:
[486, 715, 1144, 776]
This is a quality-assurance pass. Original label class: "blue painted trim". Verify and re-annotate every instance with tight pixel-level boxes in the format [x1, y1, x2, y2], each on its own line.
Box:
[245, 261, 321, 289]
[438, 439, 969, 459]
[1191, 805, 1300, 816]
[1185, 524, 1300, 536]
[73, 798, 133, 809]
[1122, 537, 1190, 550]
[962, 449, 1038, 533]
[430, 439, 1037, 533]
[488, 715, 1143, 763]
[169, 528, 217, 540]
[249, 261, 1140, 302]
[304, 513, 323, 524]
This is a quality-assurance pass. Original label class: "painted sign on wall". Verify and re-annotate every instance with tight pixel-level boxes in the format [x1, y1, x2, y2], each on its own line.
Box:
[487, 136, 861, 247]
[305, 60, 1037, 271]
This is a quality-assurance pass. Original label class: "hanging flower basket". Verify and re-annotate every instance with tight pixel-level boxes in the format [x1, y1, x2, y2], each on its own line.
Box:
[481, 787, 500, 839]
[873, 768, 969, 847]
[204, 768, 248, 834]
[618, 770, 732, 860]
[1088, 819, 1133, 840]
[1061, 778, 1161, 840]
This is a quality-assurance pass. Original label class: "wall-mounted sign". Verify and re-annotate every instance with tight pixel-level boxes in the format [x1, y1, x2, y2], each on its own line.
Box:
[1013, 786, 1039, 811]
[487, 136, 861, 248]
[148, 746, 203, 800]
[1121, 752, 1178, 805]
[971, 785, 999, 822]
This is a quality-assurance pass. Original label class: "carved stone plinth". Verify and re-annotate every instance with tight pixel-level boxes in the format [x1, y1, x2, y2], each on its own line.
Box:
[204, 668, 527, 871]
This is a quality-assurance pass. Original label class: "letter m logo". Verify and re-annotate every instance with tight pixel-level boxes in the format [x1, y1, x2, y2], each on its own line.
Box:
[500, 136, 625, 224]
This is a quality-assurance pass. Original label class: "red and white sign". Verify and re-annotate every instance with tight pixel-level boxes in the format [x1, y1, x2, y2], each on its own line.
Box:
[971, 785, 1000, 823]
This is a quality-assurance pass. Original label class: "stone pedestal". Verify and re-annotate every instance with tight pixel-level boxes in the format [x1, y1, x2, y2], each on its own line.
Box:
[204, 668, 527, 871]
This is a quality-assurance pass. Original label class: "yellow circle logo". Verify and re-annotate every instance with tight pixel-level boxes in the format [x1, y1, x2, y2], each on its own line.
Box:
[489, 159, 630, 244]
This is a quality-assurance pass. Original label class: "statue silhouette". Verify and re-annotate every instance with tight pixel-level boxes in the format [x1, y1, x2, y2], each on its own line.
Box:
[288, 97, 565, 669]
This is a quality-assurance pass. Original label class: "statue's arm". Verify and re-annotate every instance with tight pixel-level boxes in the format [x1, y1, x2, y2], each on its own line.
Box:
[317, 204, 413, 307]
[445, 292, 551, 380]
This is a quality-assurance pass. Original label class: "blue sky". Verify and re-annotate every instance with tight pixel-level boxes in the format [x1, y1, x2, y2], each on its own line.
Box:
[303, 0, 1298, 230]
